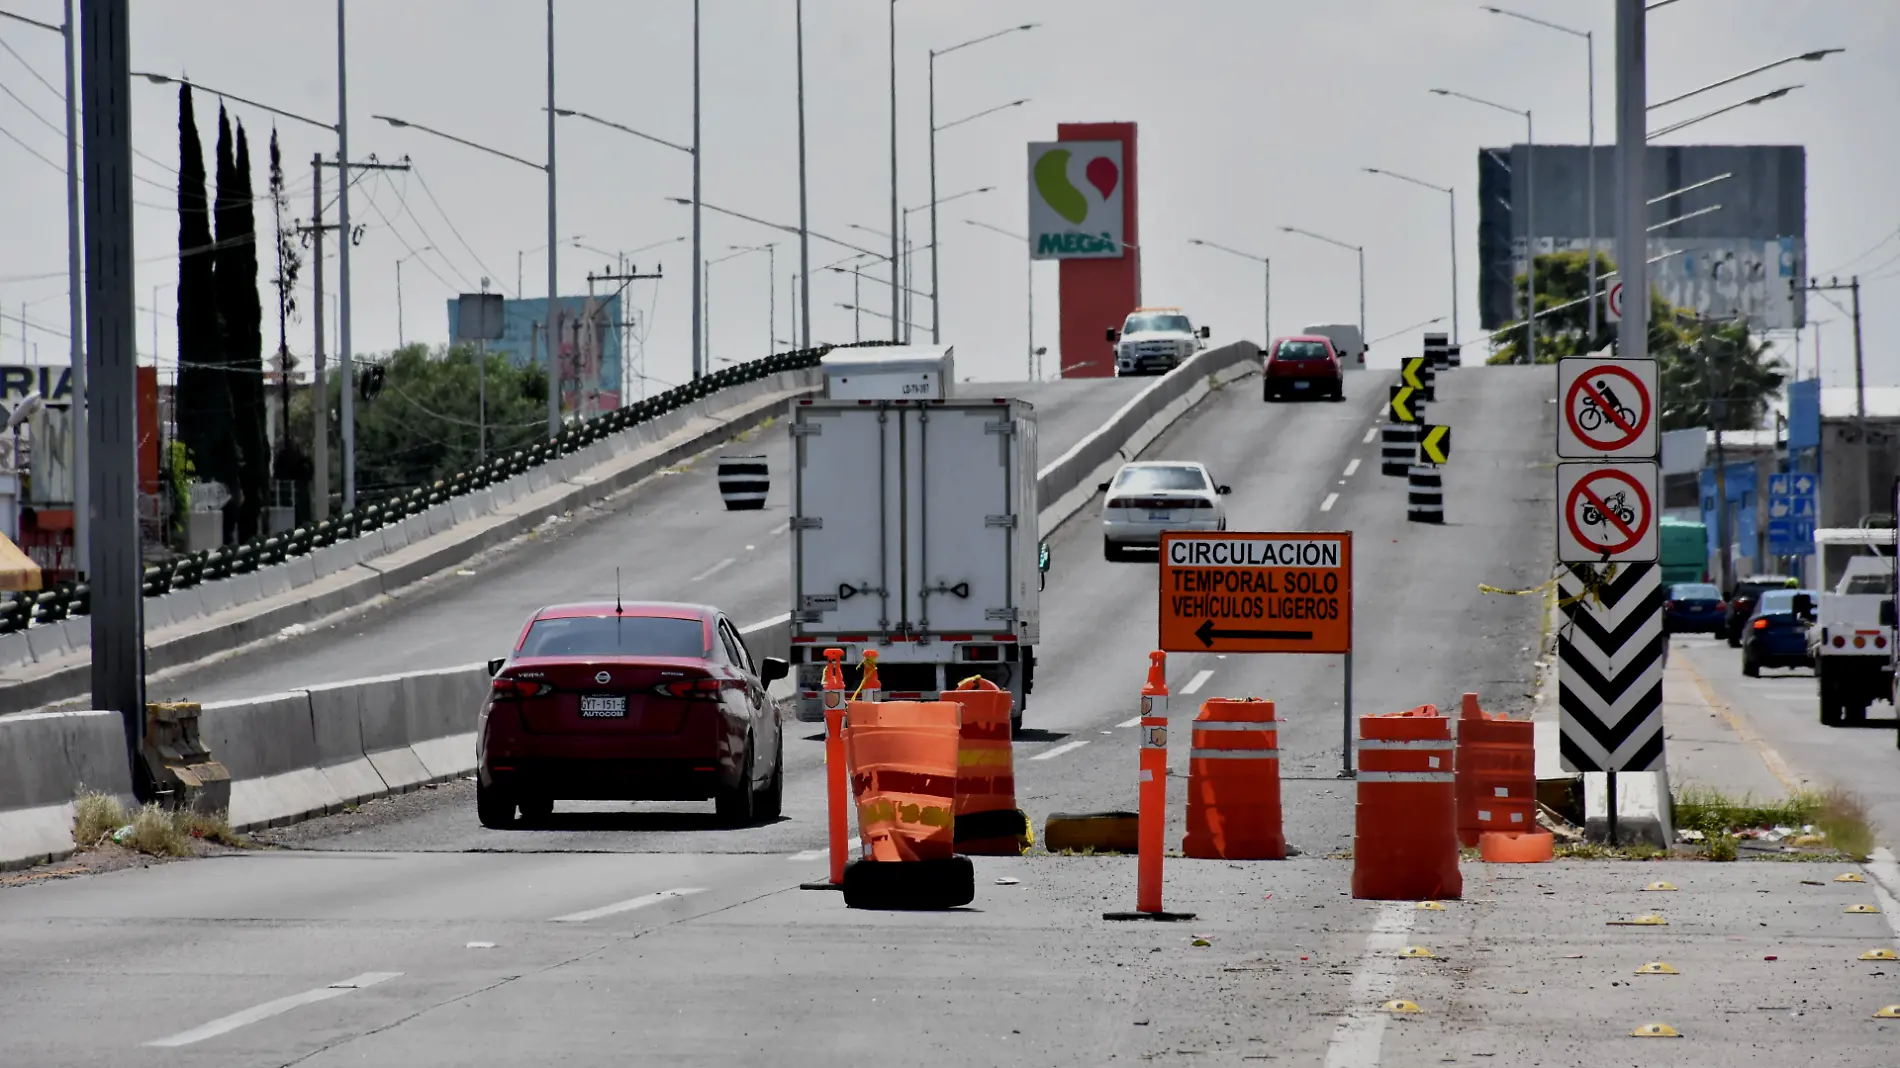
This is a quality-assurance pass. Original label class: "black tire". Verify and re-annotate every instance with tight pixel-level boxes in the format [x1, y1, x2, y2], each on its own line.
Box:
[476, 780, 516, 828]
[1819, 670, 1845, 727]
[1741, 651, 1760, 678]
[842, 855, 976, 910]
[1103, 539, 1126, 563]
[1262, 388, 1277, 403]
[1010, 710, 1023, 737]
[516, 796, 554, 825]
[754, 732, 784, 821]
[1726, 629, 1741, 648]
[716, 739, 757, 827]
[1330, 382, 1346, 402]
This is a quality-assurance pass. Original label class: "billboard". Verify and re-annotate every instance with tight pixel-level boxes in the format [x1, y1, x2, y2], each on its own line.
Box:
[445, 294, 623, 415]
[1028, 140, 1126, 260]
[1477, 144, 1806, 332]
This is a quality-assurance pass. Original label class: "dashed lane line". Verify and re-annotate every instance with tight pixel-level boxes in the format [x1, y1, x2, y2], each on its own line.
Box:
[1362, 426, 1377, 444]
[550, 887, 706, 923]
[1116, 716, 1142, 728]
[145, 972, 403, 1048]
[1181, 669, 1215, 695]
[1343, 458, 1361, 478]
[1321, 492, 1340, 512]
[1321, 903, 1418, 1068]
[1031, 739, 1091, 761]
[689, 558, 736, 583]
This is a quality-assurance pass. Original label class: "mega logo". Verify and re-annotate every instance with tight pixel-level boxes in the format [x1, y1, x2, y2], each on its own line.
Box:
[1036, 232, 1119, 256]
[1033, 147, 1119, 224]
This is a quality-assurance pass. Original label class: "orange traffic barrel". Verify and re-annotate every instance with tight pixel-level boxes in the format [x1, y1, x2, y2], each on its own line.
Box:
[844, 699, 961, 862]
[1182, 698, 1285, 860]
[1454, 692, 1535, 848]
[943, 676, 1030, 855]
[1352, 705, 1462, 901]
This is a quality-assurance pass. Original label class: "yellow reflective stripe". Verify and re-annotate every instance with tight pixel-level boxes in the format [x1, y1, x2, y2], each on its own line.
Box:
[958, 748, 1013, 767]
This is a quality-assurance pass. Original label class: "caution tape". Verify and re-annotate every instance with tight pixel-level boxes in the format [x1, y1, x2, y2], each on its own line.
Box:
[1479, 563, 1621, 610]
[849, 650, 881, 702]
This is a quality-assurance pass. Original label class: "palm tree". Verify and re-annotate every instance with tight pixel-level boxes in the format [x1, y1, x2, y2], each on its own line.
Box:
[1658, 315, 1786, 432]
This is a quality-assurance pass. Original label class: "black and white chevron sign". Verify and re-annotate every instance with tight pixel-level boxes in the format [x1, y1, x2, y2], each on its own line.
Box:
[1558, 561, 1665, 772]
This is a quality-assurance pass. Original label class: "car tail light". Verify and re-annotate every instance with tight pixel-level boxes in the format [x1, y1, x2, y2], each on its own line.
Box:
[1182, 498, 1213, 509]
[654, 677, 745, 699]
[491, 677, 550, 698]
[1752, 618, 1768, 630]
[1664, 600, 1677, 609]
[960, 645, 1000, 661]
[1878, 635, 1889, 649]
[1853, 636, 1867, 649]
[1106, 497, 1132, 509]
[1833, 635, 1847, 648]
[1716, 601, 1728, 612]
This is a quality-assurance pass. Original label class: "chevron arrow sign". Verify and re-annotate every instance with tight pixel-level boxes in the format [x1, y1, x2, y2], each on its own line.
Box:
[1558, 561, 1665, 773]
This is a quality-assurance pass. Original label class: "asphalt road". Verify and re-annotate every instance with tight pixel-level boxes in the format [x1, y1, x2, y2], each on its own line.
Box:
[161, 376, 1150, 704]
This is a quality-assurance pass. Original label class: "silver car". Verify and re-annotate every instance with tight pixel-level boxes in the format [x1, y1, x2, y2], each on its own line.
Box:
[1099, 461, 1230, 562]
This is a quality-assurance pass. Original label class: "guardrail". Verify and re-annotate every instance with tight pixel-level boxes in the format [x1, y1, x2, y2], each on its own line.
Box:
[1, 343, 892, 636]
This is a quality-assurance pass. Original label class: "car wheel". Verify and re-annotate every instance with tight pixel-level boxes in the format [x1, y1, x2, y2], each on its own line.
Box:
[516, 796, 554, 826]
[476, 780, 516, 828]
[1330, 382, 1345, 402]
[716, 738, 757, 827]
[1104, 539, 1125, 563]
[1741, 652, 1760, 678]
[754, 731, 784, 821]
[1819, 672, 1844, 727]
[1725, 629, 1741, 649]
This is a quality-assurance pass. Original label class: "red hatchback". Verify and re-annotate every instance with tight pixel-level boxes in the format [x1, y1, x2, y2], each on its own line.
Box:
[1263, 336, 1345, 402]
[476, 601, 788, 828]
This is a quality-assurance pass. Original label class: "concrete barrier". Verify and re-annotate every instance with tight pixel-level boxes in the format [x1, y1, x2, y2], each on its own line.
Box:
[354, 674, 433, 793]
[198, 691, 336, 831]
[306, 679, 387, 807]
[398, 664, 486, 781]
[0, 709, 135, 870]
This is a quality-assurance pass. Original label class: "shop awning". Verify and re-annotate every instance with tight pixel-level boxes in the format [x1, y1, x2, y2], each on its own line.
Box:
[0, 531, 43, 592]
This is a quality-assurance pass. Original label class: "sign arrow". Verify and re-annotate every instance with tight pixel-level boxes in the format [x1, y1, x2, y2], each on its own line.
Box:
[1388, 384, 1417, 424]
[1194, 619, 1315, 647]
[1402, 357, 1426, 391]
[1419, 423, 1452, 465]
[1795, 475, 1814, 495]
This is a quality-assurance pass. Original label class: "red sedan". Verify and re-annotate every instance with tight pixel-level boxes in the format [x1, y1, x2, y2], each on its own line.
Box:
[1262, 335, 1345, 402]
[476, 601, 788, 828]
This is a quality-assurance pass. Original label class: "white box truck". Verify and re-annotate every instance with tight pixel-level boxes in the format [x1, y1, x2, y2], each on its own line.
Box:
[1302, 323, 1366, 371]
[1803, 527, 1896, 726]
[787, 347, 1047, 732]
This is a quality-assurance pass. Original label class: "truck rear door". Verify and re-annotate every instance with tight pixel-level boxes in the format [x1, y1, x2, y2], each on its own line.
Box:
[793, 406, 899, 635]
[905, 402, 1019, 637]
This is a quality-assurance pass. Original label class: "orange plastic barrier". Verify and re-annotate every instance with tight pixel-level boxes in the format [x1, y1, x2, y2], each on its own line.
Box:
[1182, 698, 1285, 860]
[944, 677, 1029, 855]
[1479, 829, 1554, 863]
[1454, 692, 1536, 848]
[1352, 705, 1462, 901]
[822, 649, 850, 885]
[844, 699, 960, 862]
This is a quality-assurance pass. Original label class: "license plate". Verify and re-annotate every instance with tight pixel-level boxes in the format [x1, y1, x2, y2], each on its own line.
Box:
[579, 694, 627, 717]
[1147, 510, 1173, 521]
[1293, 380, 1310, 390]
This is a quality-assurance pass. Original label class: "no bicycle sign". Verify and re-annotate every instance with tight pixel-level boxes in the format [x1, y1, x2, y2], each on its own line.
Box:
[1558, 358, 1657, 459]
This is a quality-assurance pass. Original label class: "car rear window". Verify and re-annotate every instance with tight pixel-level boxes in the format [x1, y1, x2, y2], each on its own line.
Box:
[1275, 340, 1331, 361]
[519, 615, 707, 658]
[1114, 465, 1209, 492]
[1756, 590, 1814, 614]
[1671, 584, 1720, 600]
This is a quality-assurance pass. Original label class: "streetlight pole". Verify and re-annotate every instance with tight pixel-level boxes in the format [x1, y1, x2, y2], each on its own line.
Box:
[336, 0, 361, 509]
[1432, 89, 1533, 362]
[796, 0, 811, 349]
[1186, 239, 1270, 344]
[1363, 168, 1458, 345]
[964, 219, 1035, 379]
[1483, 7, 1596, 344]
[887, 0, 899, 342]
[928, 22, 1036, 346]
[692, 0, 702, 375]
[1279, 225, 1366, 357]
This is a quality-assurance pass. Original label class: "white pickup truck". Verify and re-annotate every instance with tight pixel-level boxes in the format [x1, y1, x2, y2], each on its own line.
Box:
[1109, 307, 1209, 377]
[785, 346, 1047, 733]
[1804, 528, 1896, 726]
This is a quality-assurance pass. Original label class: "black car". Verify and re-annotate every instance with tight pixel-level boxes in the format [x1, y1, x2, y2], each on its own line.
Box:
[1725, 574, 1796, 646]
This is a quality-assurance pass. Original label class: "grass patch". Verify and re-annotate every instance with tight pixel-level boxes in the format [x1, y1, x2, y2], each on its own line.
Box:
[70, 791, 249, 857]
[1673, 785, 1823, 835]
[1554, 841, 1670, 861]
[72, 789, 126, 846]
[1814, 789, 1877, 861]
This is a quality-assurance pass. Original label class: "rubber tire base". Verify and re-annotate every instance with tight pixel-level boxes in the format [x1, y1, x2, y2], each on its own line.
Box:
[842, 855, 976, 910]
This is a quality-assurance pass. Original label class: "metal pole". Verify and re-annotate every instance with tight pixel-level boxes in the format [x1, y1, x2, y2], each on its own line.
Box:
[1851, 275, 1867, 519]
[477, 338, 486, 464]
[1341, 650, 1354, 778]
[1026, 251, 1033, 379]
[336, 0, 357, 512]
[1262, 259, 1271, 344]
[310, 154, 329, 520]
[547, 0, 562, 434]
[1615, 0, 1648, 363]
[796, 0, 811, 350]
[1448, 189, 1460, 345]
[888, 0, 899, 342]
[1356, 246, 1366, 356]
[767, 244, 775, 355]
[928, 50, 940, 345]
[62, 0, 88, 577]
[396, 258, 404, 349]
[79, 0, 146, 793]
[1711, 336, 1730, 595]
[853, 267, 862, 342]
[1585, 31, 1599, 344]
[1525, 110, 1536, 365]
[690, 0, 703, 377]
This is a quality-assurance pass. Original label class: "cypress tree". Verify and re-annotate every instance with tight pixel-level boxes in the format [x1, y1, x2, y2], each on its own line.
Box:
[174, 86, 235, 538]
[224, 122, 269, 540]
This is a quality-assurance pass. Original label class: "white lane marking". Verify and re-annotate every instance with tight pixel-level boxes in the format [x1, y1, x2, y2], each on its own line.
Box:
[1867, 847, 1900, 943]
[1321, 492, 1340, 512]
[770, 521, 790, 536]
[1181, 669, 1215, 695]
[466, 942, 496, 949]
[689, 558, 735, 583]
[789, 837, 861, 862]
[551, 887, 706, 923]
[1031, 739, 1091, 761]
[1116, 716, 1142, 729]
[145, 972, 403, 1048]
[1343, 458, 1361, 478]
[1362, 427, 1377, 444]
[1321, 903, 1418, 1068]
[740, 612, 792, 637]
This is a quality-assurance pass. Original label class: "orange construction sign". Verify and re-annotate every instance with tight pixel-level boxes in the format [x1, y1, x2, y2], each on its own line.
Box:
[1158, 531, 1352, 654]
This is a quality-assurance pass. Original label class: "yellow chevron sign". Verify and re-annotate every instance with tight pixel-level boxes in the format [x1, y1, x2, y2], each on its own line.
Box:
[1389, 385, 1419, 424]
[1402, 357, 1426, 391]
[1419, 423, 1452, 464]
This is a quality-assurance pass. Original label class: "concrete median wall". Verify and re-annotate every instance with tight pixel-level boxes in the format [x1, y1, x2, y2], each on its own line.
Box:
[0, 709, 135, 870]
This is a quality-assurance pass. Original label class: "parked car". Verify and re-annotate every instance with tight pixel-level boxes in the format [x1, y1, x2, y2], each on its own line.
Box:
[1262, 336, 1345, 402]
[1663, 582, 1726, 634]
[1741, 588, 1818, 676]
[1099, 461, 1230, 562]
[476, 601, 787, 829]
[1725, 574, 1798, 646]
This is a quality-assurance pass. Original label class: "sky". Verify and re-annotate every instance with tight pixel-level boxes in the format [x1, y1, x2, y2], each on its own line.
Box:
[0, 0, 1894, 401]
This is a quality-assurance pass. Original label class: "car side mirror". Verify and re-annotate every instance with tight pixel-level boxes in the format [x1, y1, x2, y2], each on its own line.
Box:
[487, 657, 506, 677]
[1199, 326, 1211, 339]
[1105, 328, 1119, 342]
[1097, 481, 1111, 493]
[1882, 600, 1896, 628]
[1217, 485, 1232, 495]
[760, 656, 790, 684]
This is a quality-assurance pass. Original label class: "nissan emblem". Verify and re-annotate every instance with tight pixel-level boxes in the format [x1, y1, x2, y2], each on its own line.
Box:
[595, 670, 610, 684]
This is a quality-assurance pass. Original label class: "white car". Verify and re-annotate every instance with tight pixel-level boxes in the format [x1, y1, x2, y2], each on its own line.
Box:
[1109, 307, 1209, 377]
[1098, 461, 1230, 561]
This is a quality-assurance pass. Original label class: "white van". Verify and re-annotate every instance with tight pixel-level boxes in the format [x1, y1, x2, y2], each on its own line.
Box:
[1302, 323, 1366, 371]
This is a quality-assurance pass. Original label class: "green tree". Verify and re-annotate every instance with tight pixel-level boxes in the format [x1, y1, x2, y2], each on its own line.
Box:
[267, 126, 309, 511]
[215, 115, 270, 540]
[1657, 316, 1787, 432]
[174, 85, 236, 522]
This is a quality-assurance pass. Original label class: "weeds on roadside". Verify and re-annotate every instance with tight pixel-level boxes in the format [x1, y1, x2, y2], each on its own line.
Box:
[69, 789, 248, 857]
[1814, 789, 1876, 861]
[1674, 785, 1823, 833]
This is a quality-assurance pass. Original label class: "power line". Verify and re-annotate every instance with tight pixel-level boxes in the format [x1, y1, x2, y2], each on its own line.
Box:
[1818, 225, 1900, 276]
[405, 166, 510, 296]
[356, 173, 469, 292]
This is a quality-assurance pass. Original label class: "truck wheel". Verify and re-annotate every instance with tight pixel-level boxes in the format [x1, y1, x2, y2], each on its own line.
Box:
[1847, 699, 1871, 726]
[1818, 672, 1844, 727]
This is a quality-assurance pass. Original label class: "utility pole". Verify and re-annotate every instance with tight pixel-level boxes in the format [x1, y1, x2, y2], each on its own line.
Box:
[1801, 275, 1867, 520]
[298, 155, 336, 521]
[1702, 320, 1732, 595]
[587, 263, 664, 406]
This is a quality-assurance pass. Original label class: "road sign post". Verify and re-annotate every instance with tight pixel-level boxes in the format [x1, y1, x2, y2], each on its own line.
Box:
[1158, 531, 1355, 776]
[1766, 472, 1818, 559]
[1605, 280, 1623, 323]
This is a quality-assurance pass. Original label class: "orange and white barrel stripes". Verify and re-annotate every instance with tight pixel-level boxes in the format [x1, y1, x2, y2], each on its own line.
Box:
[1182, 698, 1285, 860]
[1352, 705, 1462, 901]
[1454, 692, 1536, 848]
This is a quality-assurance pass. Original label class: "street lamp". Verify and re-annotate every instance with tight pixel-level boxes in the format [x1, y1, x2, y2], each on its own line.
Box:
[1186, 239, 1270, 344]
[1278, 225, 1366, 360]
[664, 197, 885, 260]
[1480, 6, 1599, 340]
[964, 219, 1039, 379]
[1647, 85, 1803, 139]
[374, 101, 561, 440]
[1371, 316, 1448, 347]
[1431, 88, 1535, 362]
[1648, 49, 1841, 112]
[730, 243, 777, 358]
[1362, 168, 1458, 344]
[929, 22, 1036, 346]
[395, 245, 433, 349]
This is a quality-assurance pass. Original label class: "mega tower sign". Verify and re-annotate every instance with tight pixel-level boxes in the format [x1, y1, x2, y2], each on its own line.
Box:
[1027, 140, 1126, 260]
